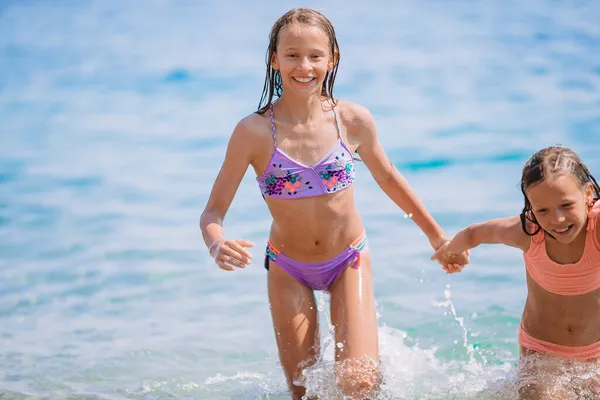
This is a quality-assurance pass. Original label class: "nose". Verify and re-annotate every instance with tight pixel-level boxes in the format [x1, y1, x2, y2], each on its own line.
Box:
[298, 56, 311, 70]
[552, 208, 566, 223]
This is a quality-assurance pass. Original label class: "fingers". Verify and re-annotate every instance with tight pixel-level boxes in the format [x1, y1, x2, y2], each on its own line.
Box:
[217, 260, 236, 271]
[452, 263, 464, 273]
[235, 239, 255, 249]
[229, 240, 254, 262]
[432, 245, 471, 274]
[210, 239, 254, 271]
[456, 251, 470, 265]
[444, 263, 463, 274]
[215, 254, 246, 270]
[441, 258, 465, 274]
[215, 252, 247, 270]
[431, 245, 448, 261]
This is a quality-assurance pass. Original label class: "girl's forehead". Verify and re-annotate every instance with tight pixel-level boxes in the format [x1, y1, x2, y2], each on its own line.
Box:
[277, 23, 329, 46]
[527, 174, 582, 198]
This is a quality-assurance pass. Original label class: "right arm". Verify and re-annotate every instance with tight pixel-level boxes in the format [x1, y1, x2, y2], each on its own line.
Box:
[449, 216, 530, 253]
[200, 117, 258, 270]
[433, 216, 530, 272]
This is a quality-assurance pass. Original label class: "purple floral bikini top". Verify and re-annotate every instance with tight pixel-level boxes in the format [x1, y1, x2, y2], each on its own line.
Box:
[256, 103, 355, 199]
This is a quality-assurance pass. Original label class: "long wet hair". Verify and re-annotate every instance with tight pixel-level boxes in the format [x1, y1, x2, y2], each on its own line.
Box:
[256, 8, 340, 115]
[519, 146, 600, 236]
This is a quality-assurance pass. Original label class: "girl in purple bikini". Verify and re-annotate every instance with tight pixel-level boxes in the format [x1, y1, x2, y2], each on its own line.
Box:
[199, 7, 469, 399]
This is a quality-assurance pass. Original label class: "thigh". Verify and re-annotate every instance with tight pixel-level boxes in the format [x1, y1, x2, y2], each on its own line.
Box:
[573, 360, 600, 398]
[267, 259, 320, 397]
[328, 251, 380, 399]
[517, 353, 577, 400]
[329, 250, 378, 362]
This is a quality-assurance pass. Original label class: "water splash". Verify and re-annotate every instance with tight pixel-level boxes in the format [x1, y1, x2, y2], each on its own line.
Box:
[198, 287, 600, 399]
[433, 284, 478, 365]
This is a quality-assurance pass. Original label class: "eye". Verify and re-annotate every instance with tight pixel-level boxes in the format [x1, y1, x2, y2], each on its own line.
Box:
[286, 53, 297, 58]
[311, 55, 323, 59]
[536, 208, 548, 214]
[561, 203, 574, 208]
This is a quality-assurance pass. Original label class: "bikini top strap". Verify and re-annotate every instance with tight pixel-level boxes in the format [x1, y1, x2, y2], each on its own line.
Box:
[268, 103, 277, 150]
[526, 220, 545, 245]
[331, 102, 343, 142]
[586, 199, 600, 232]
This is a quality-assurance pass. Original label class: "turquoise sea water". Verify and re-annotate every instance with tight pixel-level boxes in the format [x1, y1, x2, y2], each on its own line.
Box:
[1, 1, 600, 398]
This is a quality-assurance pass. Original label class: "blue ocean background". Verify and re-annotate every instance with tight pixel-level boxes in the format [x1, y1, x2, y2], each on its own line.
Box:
[1, 0, 599, 398]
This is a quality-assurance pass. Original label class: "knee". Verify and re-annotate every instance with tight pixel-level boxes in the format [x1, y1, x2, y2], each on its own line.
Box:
[518, 383, 545, 400]
[518, 383, 577, 400]
[335, 357, 381, 399]
[289, 384, 307, 400]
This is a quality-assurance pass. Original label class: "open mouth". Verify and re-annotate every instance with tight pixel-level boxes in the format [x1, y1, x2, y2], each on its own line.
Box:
[293, 77, 316, 84]
[552, 224, 573, 235]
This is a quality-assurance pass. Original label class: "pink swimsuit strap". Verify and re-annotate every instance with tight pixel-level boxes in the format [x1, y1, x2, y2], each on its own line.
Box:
[524, 200, 600, 295]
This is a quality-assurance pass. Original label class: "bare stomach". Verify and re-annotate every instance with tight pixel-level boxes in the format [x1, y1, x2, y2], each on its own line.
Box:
[522, 275, 600, 346]
[265, 187, 365, 262]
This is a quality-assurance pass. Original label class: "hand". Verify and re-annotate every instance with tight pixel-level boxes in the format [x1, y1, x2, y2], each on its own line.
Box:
[429, 235, 450, 251]
[442, 262, 465, 274]
[431, 240, 470, 274]
[209, 239, 254, 271]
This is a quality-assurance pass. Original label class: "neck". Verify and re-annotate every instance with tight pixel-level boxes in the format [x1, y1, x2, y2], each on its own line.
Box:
[275, 93, 331, 125]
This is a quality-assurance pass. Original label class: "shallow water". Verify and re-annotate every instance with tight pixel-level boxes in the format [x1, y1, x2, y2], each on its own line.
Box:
[1, 0, 600, 398]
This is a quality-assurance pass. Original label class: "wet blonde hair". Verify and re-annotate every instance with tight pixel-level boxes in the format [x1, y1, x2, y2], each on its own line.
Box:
[257, 8, 340, 114]
[520, 146, 600, 235]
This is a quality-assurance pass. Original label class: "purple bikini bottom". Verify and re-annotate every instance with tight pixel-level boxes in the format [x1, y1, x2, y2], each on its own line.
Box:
[264, 232, 368, 291]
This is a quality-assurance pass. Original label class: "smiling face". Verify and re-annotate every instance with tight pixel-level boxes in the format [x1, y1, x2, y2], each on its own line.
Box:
[526, 174, 594, 243]
[271, 22, 334, 98]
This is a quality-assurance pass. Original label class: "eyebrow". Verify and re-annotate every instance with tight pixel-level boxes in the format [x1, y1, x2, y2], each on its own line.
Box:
[531, 198, 576, 208]
[282, 47, 327, 52]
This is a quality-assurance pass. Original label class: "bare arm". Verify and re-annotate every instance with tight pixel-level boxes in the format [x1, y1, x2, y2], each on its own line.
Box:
[444, 216, 531, 255]
[345, 103, 447, 250]
[199, 117, 258, 270]
[431, 216, 530, 273]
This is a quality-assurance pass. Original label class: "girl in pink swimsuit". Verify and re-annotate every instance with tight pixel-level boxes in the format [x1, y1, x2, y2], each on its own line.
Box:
[199, 7, 468, 399]
[433, 146, 600, 398]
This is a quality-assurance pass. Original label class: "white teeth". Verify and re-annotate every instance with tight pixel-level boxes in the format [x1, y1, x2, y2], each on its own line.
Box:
[294, 77, 314, 83]
[555, 225, 571, 233]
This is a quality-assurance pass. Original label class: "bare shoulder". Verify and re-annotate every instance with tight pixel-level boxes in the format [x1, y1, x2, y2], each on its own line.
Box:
[224, 111, 273, 165]
[231, 112, 272, 146]
[234, 112, 272, 140]
[334, 100, 375, 130]
[333, 100, 376, 146]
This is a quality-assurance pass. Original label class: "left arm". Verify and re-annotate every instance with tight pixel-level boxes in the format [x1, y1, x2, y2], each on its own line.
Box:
[343, 102, 447, 250]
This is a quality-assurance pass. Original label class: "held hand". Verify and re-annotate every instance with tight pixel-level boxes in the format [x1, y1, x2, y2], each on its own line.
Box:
[429, 235, 450, 252]
[431, 241, 470, 274]
[209, 239, 254, 271]
[442, 263, 465, 274]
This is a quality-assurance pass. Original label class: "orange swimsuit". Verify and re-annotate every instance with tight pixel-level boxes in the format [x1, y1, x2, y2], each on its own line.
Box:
[520, 200, 600, 360]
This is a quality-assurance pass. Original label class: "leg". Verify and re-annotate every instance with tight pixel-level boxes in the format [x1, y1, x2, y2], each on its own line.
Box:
[329, 251, 380, 399]
[580, 371, 600, 398]
[517, 349, 577, 400]
[268, 259, 320, 400]
[573, 359, 600, 399]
